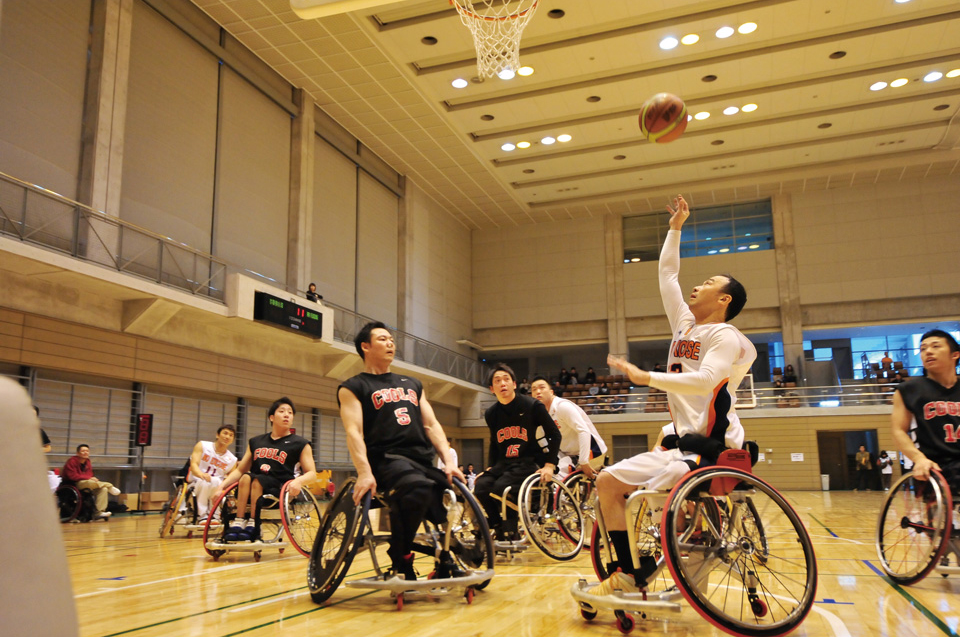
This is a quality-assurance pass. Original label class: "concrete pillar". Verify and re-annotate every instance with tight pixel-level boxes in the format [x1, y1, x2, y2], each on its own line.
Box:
[772, 194, 804, 375]
[397, 178, 410, 334]
[287, 89, 315, 293]
[604, 214, 628, 359]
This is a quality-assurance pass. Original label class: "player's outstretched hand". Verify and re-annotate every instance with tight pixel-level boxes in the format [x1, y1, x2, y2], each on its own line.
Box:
[353, 473, 377, 505]
[607, 353, 628, 373]
[287, 479, 302, 498]
[911, 456, 940, 481]
[666, 194, 689, 230]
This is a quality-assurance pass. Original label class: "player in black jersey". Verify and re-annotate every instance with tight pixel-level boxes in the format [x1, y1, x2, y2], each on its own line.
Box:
[339, 321, 463, 580]
[474, 363, 561, 540]
[218, 397, 317, 542]
[892, 329, 960, 492]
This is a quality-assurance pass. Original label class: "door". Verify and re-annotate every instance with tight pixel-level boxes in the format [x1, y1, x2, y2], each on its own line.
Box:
[817, 432, 848, 490]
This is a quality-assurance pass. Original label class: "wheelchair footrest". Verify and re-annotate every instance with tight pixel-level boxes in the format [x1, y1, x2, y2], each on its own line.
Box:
[204, 539, 288, 552]
[570, 579, 682, 615]
[344, 569, 494, 594]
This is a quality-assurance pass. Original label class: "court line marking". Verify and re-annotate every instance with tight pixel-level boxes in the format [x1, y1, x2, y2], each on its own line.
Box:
[74, 561, 269, 598]
[862, 559, 957, 637]
[227, 590, 307, 613]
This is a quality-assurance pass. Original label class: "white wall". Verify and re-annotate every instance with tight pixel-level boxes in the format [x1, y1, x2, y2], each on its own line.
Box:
[793, 176, 960, 304]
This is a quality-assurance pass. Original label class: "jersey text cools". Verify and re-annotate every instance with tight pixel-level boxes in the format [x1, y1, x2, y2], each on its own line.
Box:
[371, 387, 420, 409]
[496, 426, 529, 443]
[923, 401, 960, 419]
[253, 448, 287, 464]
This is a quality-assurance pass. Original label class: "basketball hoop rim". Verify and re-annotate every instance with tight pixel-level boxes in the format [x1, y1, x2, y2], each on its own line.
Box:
[449, 0, 539, 22]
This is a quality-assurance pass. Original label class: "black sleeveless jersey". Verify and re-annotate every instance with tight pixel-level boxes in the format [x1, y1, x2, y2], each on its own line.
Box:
[896, 376, 960, 465]
[247, 432, 309, 483]
[484, 394, 561, 468]
[339, 372, 434, 468]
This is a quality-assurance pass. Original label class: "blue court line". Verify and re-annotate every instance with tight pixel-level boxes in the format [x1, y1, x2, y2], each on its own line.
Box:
[808, 513, 839, 538]
[862, 559, 958, 636]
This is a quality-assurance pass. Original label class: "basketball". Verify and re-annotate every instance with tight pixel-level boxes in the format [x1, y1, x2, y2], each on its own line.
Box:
[639, 93, 688, 143]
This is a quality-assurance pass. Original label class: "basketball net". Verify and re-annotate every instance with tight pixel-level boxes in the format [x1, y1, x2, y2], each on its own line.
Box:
[450, 0, 539, 79]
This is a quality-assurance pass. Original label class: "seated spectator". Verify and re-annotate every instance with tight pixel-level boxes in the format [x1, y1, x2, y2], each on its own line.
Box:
[608, 395, 626, 414]
[558, 368, 571, 386]
[880, 351, 893, 369]
[598, 382, 610, 395]
[305, 282, 323, 302]
[553, 380, 564, 395]
[569, 367, 580, 385]
[61, 444, 121, 520]
[782, 364, 798, 384]
[584, 367, 597, 385]
[518, 378, 531, 395]
[773, 379, 788, 408]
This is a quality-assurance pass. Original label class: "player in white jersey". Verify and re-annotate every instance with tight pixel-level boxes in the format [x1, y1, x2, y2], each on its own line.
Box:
[189, 425, 238, 519]
[529, 376, 607, 478]
[594, 194, 757, 594]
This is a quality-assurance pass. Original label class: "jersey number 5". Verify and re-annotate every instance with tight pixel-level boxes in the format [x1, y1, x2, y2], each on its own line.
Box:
[395, 407, 411, 426]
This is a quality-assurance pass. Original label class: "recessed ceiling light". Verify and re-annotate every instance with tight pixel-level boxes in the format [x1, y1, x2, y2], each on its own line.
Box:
[630, 258, 641, 262]
[890, 78, 908, 87]
[548, 9, 565, 18]
[497, 68, 516, 80]
[451, 78, 468, 89]
[737, 246, 748, 251]
[708, 250, 718, 255]
[741, 103, 758, 112]
[421, 36, 437, 46]
[716, 26, 734, 38]
[557, 134, 572, 142]
[723, 106, 739, 115]
[660, 36, 679, 50]
[745, 233, 751, 237]
[933, 104, 950, 111]
[829, 51, 846, 59]
[501, 143, 516, 151]
[694, 111, 710, 120]
[517, 66, 534, 76]
[947, 69, 960, 78]
[480, 114, 495, 121]
[870, 81, 888, 91]
[586, 95, 601, 103]
[818, 122, 832, 129]
[681, 34, 700, 45]
[614, 155, 626, 160]
[623, 259, 630, 264]
[516, 141, 531, 149]
[738, 22, 757, 34]
[924, 71, 943, 82]
[701, 74, 718, 82]
[522, 169, 535, 174]
[719, 248, 730, 253]
[749, 244, 760, 249]
[711, 140, 725, 145]
[894, 0, 912, 3]
[541, 136, 556, 145]
[687, 114, 693, 121]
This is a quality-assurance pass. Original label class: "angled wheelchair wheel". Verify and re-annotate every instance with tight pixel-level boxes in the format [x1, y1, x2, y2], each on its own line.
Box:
[203, 483, 237, 559]
[519, 472, 584, 561]
[876, 469, 952, 585]
[563, 471, 596, 549]
[662, 467, 817, 637]
[281, 480, 324, 557]
[308, 477, 365, 604]
[160, 482, 190, 537]
[589, 497, 673, 593]
[440, 479, 495, 588]
[56, 485, 82, 523]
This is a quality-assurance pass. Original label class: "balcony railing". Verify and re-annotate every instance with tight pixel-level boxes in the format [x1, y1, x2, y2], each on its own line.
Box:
[0, 171, 487, 385]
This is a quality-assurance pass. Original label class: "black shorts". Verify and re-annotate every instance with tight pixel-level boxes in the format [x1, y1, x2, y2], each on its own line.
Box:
[251, 473, 286, 500]
[373, 454, 449, 523]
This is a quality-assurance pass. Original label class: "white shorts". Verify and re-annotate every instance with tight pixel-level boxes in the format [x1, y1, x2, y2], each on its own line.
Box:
[603, 447, 700, 492]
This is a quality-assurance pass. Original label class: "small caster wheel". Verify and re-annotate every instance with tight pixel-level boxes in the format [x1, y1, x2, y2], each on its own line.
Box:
[465, 588, 474, 604]
[580, 606, 598, 621]
[279, 548, 285, 554]
[254, 551, 262, 562]
[750, 598, 768, 618]
[615, 610, 634, 634]
[396, 592, 404, 611]
[211, 552, 222, 562]
[186, 531, 193, 539]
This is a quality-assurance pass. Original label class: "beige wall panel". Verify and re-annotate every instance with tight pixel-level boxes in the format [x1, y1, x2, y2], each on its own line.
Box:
[406, 180, 473, 354]
[472, 217, 606, 329]
[0, 0, 89, 197]
[23, 316, 137, 355]
[121, 0, 218, 251]
[311, 138, 357, 308]
[215, 69, 291, 284]
[136, 369, 219, 393]
[356, 172, 398, 325]
[135, 339, 220, 372]
[0, 309, 24, 359]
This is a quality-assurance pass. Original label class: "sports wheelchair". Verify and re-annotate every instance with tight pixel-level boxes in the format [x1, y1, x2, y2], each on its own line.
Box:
[876, 468, 960, 584]
[571, 448, 818, 637]
[203, 479, 323, 561]
[488, 471, 585, 561]
[307, 476, 494, 609]
[56, 484, 99, 523]
[159, 476, 204, 538]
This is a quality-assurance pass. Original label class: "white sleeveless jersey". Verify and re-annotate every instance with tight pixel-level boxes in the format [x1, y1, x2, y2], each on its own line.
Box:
[646, 229, 757, 450]
[548, 396, 607, 461]
[195, 441, 236, 479]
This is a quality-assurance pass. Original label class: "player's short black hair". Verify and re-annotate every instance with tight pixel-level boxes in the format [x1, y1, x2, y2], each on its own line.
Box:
[921, 329, 960, 354]
[354, 321, 389, 359]
[720, 274, 747, 322]
[76, 443, 89, 452]
[217, 424, 236, 436]
[268, 397, 296, 417]
[531, 375, 550, 386]
[487, 363, 517, 387]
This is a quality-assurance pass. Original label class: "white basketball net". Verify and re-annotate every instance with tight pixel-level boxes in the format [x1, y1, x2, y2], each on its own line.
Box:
[450, 0, 539, 79]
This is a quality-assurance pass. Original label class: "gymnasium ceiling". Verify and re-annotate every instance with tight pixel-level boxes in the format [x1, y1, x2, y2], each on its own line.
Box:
[189, 0, 960, 230]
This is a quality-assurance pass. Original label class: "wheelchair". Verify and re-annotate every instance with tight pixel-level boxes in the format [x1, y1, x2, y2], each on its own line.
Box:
[571, 448, 818, 637]
[876, 468, 960, 584]
[307, 476, 494, 609]
[203, 479, 323, 561]
[159, 476, 203, 538]
[561, 453, 610, 550]
[488, 471, 585, 561]
[55, 484, 98, 523]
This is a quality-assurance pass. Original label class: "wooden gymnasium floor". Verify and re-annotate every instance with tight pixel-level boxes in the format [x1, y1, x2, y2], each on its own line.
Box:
[67, 491, 958, 637]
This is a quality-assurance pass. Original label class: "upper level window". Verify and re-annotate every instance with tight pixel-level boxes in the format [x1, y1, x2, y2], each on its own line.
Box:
[623, 199, 774, 262]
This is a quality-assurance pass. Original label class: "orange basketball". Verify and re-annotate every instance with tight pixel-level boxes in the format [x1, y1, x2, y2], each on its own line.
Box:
[639, 93, 688, 143]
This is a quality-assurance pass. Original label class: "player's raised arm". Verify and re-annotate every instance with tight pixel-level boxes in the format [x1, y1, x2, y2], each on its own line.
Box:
[660, 195, 693, 332]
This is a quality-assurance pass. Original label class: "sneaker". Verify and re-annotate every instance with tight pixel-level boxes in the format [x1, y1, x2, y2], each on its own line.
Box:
[95, 511, 112, 520]
[593, 569, 638, 596]
[393, 552, 417, 581]
[434, 552, 467, 579]
[108, 486, 121, 496]
[239, 521, 259, 542]
[223, 520, 246, 542]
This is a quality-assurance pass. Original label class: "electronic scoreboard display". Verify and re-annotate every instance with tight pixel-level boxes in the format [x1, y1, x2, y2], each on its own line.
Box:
[253, 291, 323, 338]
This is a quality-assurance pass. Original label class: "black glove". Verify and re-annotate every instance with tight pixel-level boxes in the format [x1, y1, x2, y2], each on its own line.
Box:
[677, 433, 726, 462]
[660, 434, 680, 450]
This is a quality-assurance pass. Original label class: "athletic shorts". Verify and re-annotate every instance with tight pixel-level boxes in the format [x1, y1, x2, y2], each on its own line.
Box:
[251, 473, 285, 500]
[603, 447, 706, 492]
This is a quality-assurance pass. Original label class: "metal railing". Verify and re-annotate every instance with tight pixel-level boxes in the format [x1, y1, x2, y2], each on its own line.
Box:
[0, 171, 487, 384]
[0, 172, 227, 300]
